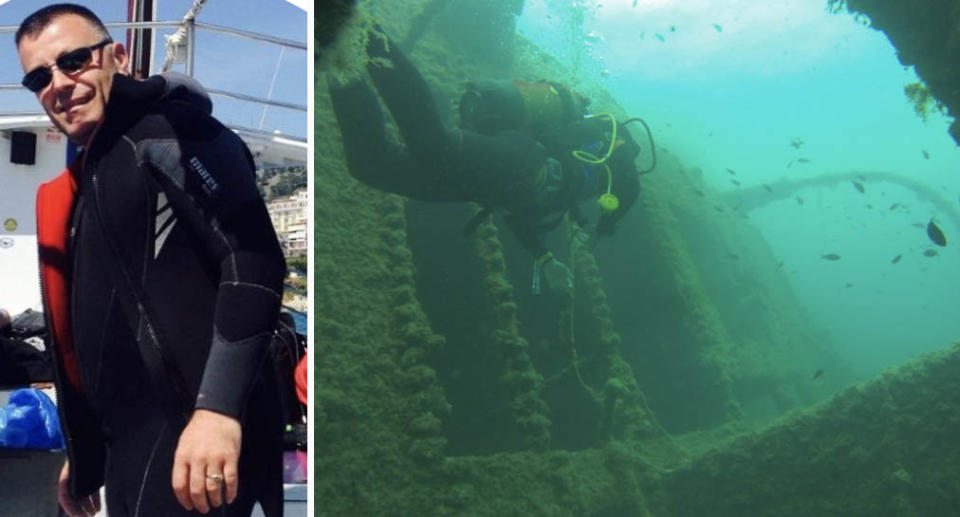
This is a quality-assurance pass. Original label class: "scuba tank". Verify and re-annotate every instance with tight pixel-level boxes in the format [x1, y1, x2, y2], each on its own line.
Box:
[459, 79, 589, 135]
[458, 79, 656, 221]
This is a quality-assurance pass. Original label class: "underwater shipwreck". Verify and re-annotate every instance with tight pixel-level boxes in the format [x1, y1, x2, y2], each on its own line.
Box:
[315, 1, 960, 515]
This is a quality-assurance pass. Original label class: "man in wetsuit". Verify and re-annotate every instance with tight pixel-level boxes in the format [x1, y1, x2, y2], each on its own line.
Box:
[18, 4, 286, 516]
[328, 29, 643, 292]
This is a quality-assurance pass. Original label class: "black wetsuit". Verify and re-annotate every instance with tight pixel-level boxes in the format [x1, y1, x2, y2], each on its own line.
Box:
[329, 34, 641, 256]
[42, 73, 285, 517]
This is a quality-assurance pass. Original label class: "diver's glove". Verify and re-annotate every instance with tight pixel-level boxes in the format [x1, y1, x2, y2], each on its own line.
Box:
[532, 252, 573, 294]
[573, 228, 591, 244]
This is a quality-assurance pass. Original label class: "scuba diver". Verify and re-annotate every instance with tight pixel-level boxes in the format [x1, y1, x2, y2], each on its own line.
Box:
[328, 28, 654, 293]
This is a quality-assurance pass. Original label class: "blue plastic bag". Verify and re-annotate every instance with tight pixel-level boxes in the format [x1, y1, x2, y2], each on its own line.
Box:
[0, 388, 65, 449]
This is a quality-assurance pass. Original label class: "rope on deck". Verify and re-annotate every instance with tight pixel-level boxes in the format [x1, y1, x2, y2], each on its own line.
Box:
[161, 0, 208, 72]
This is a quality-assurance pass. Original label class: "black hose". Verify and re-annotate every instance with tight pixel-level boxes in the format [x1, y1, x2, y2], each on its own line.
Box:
[622, 117, 656, 174]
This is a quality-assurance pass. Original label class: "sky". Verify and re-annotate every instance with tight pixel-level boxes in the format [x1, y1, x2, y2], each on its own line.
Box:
[519, 0, 960, 377]
[0, 0, 306, 138]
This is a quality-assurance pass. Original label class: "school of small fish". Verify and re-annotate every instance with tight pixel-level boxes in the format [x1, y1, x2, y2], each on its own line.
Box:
[706, 148, 953, 274]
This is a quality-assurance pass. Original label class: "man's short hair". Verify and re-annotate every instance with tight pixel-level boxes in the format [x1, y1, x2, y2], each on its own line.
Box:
[15, 3, 110, 47]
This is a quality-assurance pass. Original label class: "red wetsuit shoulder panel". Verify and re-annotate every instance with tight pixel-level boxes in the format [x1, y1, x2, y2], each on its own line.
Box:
[36, 165, 83, 391]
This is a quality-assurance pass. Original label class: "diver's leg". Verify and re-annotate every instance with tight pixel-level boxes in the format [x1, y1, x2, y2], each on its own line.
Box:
[328, 77, 452, 199]
[327, 77, 404, 189]
[449, 129, 553, 211]
[362, 32, 563, 210]
[364, 32, 455, 165]
[360, 31, 559, 208]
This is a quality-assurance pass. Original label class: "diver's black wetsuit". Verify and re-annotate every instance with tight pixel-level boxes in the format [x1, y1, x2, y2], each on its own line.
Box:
[329, 34, 641, 256]
[38, 73, 285, 517]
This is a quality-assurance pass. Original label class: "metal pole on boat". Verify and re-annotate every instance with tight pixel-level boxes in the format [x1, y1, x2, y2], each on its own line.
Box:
[258, 47, 286, 130]
[186, 18, 196, 77]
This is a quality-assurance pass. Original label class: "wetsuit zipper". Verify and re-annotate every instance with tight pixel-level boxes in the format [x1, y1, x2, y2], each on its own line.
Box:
[90, 172, 189, 424]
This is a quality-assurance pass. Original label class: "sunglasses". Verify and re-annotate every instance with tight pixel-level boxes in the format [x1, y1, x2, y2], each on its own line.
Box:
[21, 38, 113, 93]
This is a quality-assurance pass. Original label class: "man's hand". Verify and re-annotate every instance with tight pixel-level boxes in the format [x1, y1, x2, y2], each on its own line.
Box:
[57, 460, 101, 517]
[171, 409, 242, 514]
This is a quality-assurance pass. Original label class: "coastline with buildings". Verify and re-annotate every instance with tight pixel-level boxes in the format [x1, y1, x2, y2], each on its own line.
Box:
[266, 186, 309, 313]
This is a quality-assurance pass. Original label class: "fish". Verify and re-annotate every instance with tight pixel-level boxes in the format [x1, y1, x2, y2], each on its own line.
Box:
[787, 160, 794, 168]
[713, 23, 723, 33]
[927, 219, 946, 246]
[852, 181, 865, 193]
[912, 222, 925, 228]
[922, 150, 930, 159]
[790, 138, 804, 149]
[731, 179, 741, 186]
[891, 254, 902, 264]
[889, 203, 900, 211]
[821, 253, 841, 261]
[924, 249, 939, 257]
[714, 205, 724, 213]
[632, 0, 638, 6]
[725, 168, 736, 175]
[655, 33, 665, 42]
[669, 25, 676, 32]
[866, 204, 873, 209]
[797, 158, 810, 164]
[693, 188, 705, 197]
[727, 252, 740, 260]
[640, 32, 645, 39]
[845, 282, 853, 288]
[775, 260, 784, 271]
[796, 196, 804, 206]
[763, 184, 773, 193]
[812, 369, 824, 380]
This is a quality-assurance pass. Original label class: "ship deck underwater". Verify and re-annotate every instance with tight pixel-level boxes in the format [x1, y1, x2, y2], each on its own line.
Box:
[314, 1, 960, 515]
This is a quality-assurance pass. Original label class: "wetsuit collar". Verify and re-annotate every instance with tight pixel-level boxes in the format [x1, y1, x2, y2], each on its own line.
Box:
[90, 72, 214, 160]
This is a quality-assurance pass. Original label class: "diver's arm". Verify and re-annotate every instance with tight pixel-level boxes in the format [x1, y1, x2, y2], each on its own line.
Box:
[193, 167, 285, 420]
[150, 119, 285, 420]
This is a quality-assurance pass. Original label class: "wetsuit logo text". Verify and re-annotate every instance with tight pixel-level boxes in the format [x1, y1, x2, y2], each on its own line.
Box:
[188, 156, 220, 197]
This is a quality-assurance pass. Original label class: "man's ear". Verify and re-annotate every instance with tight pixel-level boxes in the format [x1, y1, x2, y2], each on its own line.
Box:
[111, 41, 131, 76]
